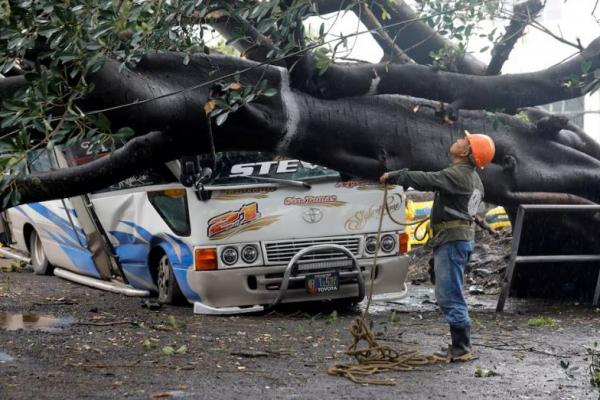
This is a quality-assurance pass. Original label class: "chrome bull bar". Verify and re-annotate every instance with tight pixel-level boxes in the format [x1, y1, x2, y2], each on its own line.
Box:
[266, 244, 365, 310]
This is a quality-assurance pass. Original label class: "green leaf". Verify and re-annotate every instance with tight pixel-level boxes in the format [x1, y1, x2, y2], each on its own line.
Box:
[581, 60, 592, 73]
[262, 88, 277, 97]
[95, 113, 111, 131]
[175, 345, 188, 354]
[115, 126, 134, 138]
[162, 345, 175, 355]
[215, 112, 229, 126]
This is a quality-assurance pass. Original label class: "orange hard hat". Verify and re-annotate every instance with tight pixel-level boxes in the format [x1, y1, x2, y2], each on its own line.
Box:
[465, 130, 495, 168]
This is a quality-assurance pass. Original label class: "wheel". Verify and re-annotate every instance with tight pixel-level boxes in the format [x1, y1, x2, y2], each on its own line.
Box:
[156, 254, 185, 304]
[29, 230, 52, 275]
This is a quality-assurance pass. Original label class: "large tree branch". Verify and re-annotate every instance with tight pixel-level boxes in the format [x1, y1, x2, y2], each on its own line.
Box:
[4, 52, 600, 214]
[291, 36, 600, 114]
[10, 131, 183, 206]
[315, 0, 487, 74]
[207, 8, 279, 62]
[486, 0, 544, 75]
[357, 3, 413, 64]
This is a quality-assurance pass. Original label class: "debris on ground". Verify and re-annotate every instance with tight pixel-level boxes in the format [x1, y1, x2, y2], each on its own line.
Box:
[474, 367, 499, 378]
[408, 227, 512, 295]
[586, 342, 600, 388]
[141, 299, 162, 310]
[527, 316, 557, 327]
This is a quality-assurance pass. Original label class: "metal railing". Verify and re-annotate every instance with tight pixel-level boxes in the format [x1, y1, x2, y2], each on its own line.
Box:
[496, 204, 600, 312]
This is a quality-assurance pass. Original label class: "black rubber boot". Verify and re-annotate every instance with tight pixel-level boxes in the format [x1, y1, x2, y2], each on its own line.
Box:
[449, 325, 474, 362]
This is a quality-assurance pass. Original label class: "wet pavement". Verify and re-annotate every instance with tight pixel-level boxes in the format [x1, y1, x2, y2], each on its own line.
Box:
[1, 266, 600, 399]
[0, 313, 74, 331]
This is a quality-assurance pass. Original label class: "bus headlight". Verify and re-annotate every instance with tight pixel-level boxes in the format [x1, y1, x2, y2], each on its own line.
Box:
[365, 237, 378, 254]
[221, 247, 239, 265]
[241, 245, 259, 264]
[381, 235, 396, 253]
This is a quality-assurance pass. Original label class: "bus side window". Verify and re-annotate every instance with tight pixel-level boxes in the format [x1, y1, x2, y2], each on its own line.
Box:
[147, 190, 191, 236]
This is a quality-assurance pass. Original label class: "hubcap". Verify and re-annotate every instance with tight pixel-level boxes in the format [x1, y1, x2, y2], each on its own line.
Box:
[157, 256, 170, 299]
[32, 233, 44, 266]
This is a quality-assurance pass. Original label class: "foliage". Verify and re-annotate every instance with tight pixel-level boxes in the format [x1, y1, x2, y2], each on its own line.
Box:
[414, 0, 504, 69]
[474, 366, 499, 377]
[587, 342, 600, 388]
[1, 0, 594, 208]
[527, 316, 557, 327]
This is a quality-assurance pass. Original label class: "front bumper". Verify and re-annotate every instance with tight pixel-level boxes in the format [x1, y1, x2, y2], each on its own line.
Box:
[187, 254, 409, 311]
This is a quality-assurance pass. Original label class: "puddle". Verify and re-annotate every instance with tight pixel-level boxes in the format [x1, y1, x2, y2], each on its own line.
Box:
[0, 313, 74, 331]
[0, 351, 14, 363]
[365, 284, 499, 314]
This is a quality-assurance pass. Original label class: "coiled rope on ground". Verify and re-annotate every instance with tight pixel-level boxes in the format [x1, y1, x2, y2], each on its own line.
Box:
[327, 184, 446, 385]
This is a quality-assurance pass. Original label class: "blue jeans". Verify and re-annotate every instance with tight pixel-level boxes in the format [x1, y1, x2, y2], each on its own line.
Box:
[433, 240, 474, 328]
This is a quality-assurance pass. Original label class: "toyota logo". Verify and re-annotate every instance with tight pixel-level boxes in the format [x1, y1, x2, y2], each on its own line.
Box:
[302, 207, 323, 224]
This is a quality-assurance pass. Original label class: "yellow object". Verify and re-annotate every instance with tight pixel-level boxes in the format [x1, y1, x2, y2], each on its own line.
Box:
[405, 200, 433, 250]
[405, 201, 511, 250]
[163, 189, 186, 198]
[484, 206, 511, 230]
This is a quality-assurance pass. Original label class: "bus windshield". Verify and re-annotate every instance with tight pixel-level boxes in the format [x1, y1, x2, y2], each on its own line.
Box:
[211, 152, 340, 185]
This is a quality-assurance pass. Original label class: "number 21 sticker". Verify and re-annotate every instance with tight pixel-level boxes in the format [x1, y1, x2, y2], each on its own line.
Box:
[207, 203, 260, 238]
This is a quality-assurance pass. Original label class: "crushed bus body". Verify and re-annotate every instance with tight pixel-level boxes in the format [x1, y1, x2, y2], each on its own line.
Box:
[1, 145, 411, 314]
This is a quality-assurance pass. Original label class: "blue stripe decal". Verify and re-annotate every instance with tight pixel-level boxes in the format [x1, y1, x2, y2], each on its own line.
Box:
[13, 206, 28, 218]
[120, 221, 152, 242]
[112, 221, 198, 301]
[44, 231, 99, 277]
[27, 203, 85, 246]
[110, 231, 147, 245]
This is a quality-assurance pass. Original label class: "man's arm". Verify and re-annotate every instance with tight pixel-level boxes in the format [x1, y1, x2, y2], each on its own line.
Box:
[385, 169, 456, 192]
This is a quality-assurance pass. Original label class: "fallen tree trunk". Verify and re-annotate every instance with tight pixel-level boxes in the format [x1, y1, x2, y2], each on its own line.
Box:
[3, 53, 600, 211]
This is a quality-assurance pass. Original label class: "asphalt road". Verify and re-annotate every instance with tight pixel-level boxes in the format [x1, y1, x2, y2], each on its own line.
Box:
[1, 264, 599, 399]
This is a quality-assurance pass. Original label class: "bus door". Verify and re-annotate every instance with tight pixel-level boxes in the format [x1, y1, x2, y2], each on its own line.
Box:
[53, 145, 123, 281]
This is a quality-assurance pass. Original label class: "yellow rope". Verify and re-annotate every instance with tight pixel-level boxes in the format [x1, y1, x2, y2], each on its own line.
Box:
[327, 184, 446, 385]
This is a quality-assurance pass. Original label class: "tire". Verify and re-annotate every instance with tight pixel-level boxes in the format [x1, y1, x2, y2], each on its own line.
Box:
[156, 254, 185, 304]
[29, 230, 52, 275]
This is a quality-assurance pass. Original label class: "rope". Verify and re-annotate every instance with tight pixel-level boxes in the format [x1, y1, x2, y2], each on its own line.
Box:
[327, 184, 445, 385]
[383, 191, 430, 241]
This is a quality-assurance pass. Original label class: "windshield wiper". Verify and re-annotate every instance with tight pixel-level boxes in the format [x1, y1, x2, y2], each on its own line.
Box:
[238, 175, 311, 189]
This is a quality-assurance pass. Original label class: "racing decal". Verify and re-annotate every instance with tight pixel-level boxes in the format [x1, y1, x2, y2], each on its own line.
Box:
[335, 180, 385, 191]
[207, 202, 280, 240]
[344, 195, 403, 232]
[212, 187, 277, 201]
[284, 195, 347, 207]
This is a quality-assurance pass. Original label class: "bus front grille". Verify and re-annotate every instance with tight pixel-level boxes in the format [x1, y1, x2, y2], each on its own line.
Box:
[263, 236, 361, 264]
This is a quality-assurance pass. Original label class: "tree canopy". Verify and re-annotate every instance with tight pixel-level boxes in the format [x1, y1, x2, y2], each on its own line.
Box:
[1, 0, 600, 211]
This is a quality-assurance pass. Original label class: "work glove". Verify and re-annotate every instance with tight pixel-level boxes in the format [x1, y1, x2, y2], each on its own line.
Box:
[381, 168, 409, 185]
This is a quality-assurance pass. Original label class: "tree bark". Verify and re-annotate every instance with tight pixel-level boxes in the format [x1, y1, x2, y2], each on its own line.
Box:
[2, 53, 600, 211]
[356, 3, 413, 64]
[486, 0, 544, 75]
[315, 0, 488, 74]
[12, 131, 183, 205]
[290, 35, 600, 114]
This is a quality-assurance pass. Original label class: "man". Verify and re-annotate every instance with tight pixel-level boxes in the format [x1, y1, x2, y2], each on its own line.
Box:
[380, 131, 495, 362]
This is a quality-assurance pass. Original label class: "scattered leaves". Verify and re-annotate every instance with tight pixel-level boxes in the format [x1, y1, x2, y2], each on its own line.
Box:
[325, 310, 338, 325]
[475, 367, 498, 378]
[587, 342, 600, 388]
[167, 315, 185, 330]
[527, 316, 557, 328]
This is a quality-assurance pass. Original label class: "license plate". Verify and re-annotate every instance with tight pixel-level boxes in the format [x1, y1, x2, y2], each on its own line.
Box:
[306, 272, 339, 294]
